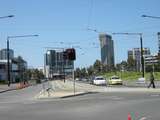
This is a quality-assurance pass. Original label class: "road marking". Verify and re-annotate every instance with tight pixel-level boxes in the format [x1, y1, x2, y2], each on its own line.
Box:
[108, 96, 124, 100]
[150, 94, 160, 97]
[139, 117, 147, 120]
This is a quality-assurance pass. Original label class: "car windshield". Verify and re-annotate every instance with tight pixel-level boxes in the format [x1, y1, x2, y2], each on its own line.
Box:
[111, 77, 120, 79]
[95, 77, 104, 80]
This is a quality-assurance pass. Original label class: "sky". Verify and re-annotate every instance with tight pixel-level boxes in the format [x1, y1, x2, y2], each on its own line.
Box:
[0, 0, 160, 68]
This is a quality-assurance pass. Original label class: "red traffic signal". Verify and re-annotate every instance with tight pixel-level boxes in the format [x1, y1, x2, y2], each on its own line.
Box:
[65, 48, 76, 60]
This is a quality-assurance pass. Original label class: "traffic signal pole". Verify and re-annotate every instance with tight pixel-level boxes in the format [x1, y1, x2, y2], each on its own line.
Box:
[73, 61, 75, 95]
[63, 48, 76, 94]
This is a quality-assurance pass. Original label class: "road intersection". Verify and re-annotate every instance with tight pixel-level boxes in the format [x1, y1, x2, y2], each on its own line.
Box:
[0, 80, 160, 120]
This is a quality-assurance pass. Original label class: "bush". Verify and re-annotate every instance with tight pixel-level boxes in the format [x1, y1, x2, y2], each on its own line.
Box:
[0, 80, 7, 84]
[36, 79, 41, 84]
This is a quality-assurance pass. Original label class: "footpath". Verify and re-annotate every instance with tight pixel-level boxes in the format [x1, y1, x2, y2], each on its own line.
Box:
[35, 80, 160, 99]
[0, 82, 31, 93]
[0, 84, 17, 93]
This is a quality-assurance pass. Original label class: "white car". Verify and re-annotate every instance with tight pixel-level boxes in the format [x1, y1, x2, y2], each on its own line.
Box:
[136, 77, 146, 84]
[93, 76, 106, 85]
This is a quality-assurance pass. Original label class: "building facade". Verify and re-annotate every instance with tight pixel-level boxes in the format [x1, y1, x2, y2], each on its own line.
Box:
[44, 49, 73, 79]
[99, 33, 115, 67]
[144, 54, 158, 65]
[158, 32, 160, 54]
[0, 49, 14, 60]
[128, 48, 151, 71]
[144, 54, 158, 72]
[0, 49, 27, 83]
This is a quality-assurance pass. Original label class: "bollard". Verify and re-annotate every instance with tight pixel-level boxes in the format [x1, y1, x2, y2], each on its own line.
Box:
[128, 113, 132, 120]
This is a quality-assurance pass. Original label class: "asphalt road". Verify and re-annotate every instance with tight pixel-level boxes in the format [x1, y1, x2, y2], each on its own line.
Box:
[0, 84, 160, 120]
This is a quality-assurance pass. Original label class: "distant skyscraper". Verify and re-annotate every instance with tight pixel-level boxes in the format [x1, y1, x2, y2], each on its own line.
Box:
[0, 49, 14, 60]
[128, 48, 150, 71]
[99, 33, 115, 66]
[158, 32, 160, 53]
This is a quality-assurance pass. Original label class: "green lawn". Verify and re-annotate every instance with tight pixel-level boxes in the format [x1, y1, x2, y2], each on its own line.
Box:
[103, 72, 160, 81]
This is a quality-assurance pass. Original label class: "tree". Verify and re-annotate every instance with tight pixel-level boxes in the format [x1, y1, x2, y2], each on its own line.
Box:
[93, 60, 102, 74]
[87, 66, 94, 76]
[101, 64, 109, 73]
[116, 61, 128, 71]
[13, 56, 27, 83]
[75, 68, 81, 78]
[127, 57, 136, 71]
[23, 69, 44, 84]
[81, 67, 88, 78]
[24, 69, 32, 80]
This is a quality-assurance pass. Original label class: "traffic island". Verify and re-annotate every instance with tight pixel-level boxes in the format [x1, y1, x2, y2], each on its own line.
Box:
[35, 80, 102, 99]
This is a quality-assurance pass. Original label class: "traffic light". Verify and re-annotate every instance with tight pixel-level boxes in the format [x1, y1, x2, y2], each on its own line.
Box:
[65, 48, 76, 60]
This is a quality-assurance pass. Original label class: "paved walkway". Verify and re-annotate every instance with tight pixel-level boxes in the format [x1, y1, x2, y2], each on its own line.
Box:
[0, 84, 17, 93]
[123, 81, 160, 88]
[0, 82, 32, 93]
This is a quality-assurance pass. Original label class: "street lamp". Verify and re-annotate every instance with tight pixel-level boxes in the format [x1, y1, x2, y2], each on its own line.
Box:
[112, 32, 145, 78]
[7, 34, 38, 86]
[0, 15, 14, 19]
[0, 14, 14, 86]
[142, 15, 160, 19]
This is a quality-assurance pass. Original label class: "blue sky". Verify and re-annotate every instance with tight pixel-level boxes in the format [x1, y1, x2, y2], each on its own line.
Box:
[0, 0, 160, 68]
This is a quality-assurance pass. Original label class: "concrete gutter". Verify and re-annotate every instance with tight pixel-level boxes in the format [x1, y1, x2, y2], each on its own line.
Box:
[0, 88, 17, 93]
[60, 91, 99, 98]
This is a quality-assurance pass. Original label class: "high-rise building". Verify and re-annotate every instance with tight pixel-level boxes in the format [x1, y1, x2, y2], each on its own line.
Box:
[127, 48, 150, 71]
[158, 32, 160, 53]
[44, 49, 73, 79]
[0, 49, 14, 60]
[99, 33, 115, 66]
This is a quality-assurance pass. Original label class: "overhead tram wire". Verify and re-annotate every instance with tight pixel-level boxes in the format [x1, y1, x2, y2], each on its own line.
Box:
[87, 0, 94, 29]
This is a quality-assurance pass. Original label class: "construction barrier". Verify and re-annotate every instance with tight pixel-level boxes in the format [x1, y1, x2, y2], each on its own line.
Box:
[16, 82, 30, 89]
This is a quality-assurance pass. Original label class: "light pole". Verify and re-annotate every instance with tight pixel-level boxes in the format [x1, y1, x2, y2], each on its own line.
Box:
[0, 14, 14, 86]
[142, 15, 160, 19]
[141, 15, 160, 72]
[112, 33, 145, 78]
[7, 34, 38, 86]
[0, 15, 14, 19]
